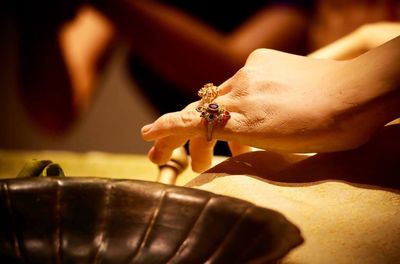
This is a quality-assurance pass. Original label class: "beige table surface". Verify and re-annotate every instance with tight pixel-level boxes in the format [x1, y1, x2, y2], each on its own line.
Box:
[0, 150, 207, 186]
[188, 174, 400, 264]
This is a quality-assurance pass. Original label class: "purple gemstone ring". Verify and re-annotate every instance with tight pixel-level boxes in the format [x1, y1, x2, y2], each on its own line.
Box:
[196, 103, 231, 141]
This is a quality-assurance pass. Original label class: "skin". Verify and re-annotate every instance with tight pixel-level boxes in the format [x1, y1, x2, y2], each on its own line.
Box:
[309, 22, 400, 60]
[142, 35, 400, 172]
[59, 6, 114, 113]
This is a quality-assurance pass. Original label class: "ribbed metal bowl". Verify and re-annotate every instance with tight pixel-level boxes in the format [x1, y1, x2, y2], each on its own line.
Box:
[0, 177, 303, 263]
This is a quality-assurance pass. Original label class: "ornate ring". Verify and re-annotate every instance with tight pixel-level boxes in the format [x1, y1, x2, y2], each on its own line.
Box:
[196, 103, 231, 141]
[198, 83, 218, 104]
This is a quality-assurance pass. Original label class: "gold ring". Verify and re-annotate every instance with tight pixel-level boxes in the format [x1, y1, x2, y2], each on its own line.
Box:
[196, 103, 231, 141]
[198, 83, 218, 104]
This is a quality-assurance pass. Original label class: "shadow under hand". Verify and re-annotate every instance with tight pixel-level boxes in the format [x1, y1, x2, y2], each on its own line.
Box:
[191, 124, 400, 191]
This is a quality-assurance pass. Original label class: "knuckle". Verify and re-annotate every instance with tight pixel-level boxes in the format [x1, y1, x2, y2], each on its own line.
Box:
[246, 48, 275, 64]
[357, 22, 381, 37]
[357, 24, 370, 36]
[247, 48, 267, 60]
[179, 110, 199, 127]
[155, 114, 173, 129]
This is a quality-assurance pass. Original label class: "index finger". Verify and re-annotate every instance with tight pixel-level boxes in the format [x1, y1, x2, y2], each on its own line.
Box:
[141, 109, 203, 141]
[142, 107, 242, 142]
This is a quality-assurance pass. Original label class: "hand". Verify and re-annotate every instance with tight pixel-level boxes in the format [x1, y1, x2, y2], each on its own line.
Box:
[142, 40, 400, 172]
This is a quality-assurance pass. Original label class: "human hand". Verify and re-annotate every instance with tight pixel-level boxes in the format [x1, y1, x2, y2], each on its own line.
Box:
[309, 22, 400, 60]
[142, 47, 399, 172]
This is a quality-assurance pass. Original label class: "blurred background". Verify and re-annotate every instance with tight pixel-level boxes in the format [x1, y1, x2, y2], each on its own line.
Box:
[0, 3, 157, 154]
[0, 0, 399, 155]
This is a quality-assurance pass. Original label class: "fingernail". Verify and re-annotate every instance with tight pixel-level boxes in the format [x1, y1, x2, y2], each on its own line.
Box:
[141, 124, 153, 134]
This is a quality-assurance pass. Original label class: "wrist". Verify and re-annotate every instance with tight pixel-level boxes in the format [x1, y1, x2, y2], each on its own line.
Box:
[353, 35, 400, 97]
[330, 51, 400, 146]
[352, 36, 400, 121]
[316, 46, 400, 150]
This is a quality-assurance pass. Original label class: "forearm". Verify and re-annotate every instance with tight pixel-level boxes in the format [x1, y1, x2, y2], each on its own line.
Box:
[338, 36, 400, 132]
[229, 5, 308, 56]
[93, 0, 235, 90]
[350, 36, 400, 104]
[308, 32, 368, 60]
[92, 0, 307, 91]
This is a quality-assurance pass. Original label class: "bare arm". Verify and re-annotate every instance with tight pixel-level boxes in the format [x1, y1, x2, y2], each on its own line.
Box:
[93, 0, 308, 92]
[309, 22, 400, 60]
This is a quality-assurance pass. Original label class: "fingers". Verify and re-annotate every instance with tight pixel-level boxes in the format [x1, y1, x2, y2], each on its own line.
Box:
[228, 141, 253, 156]
[148, 135, 188, 165]
[189, 137, 217, 173]
[142, 80, 248, 170]
[142, 108, 243, 143]
[141, 78, 241, 141]
[142, 109, 202, 141]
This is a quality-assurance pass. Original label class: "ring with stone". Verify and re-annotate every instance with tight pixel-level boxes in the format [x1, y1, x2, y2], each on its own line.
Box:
[196, 102, 231, 141]
[198, 83, 219, 104]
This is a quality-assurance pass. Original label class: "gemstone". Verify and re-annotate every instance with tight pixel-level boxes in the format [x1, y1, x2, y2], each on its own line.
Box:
[222, 111, 231, 121]
[208, 103, 219, 112]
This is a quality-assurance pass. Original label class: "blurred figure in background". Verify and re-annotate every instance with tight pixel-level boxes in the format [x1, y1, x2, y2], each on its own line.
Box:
[92, 0, 311, 113]
[2, 1, 114, 133]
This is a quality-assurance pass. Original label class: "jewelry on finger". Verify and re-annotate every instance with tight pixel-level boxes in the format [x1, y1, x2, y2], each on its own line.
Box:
[196, 102, 231, 141]
[198, 83, 219, 104]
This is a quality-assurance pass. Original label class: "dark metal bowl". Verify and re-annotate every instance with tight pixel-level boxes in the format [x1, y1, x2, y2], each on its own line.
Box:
[0, 177, 303, 263]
